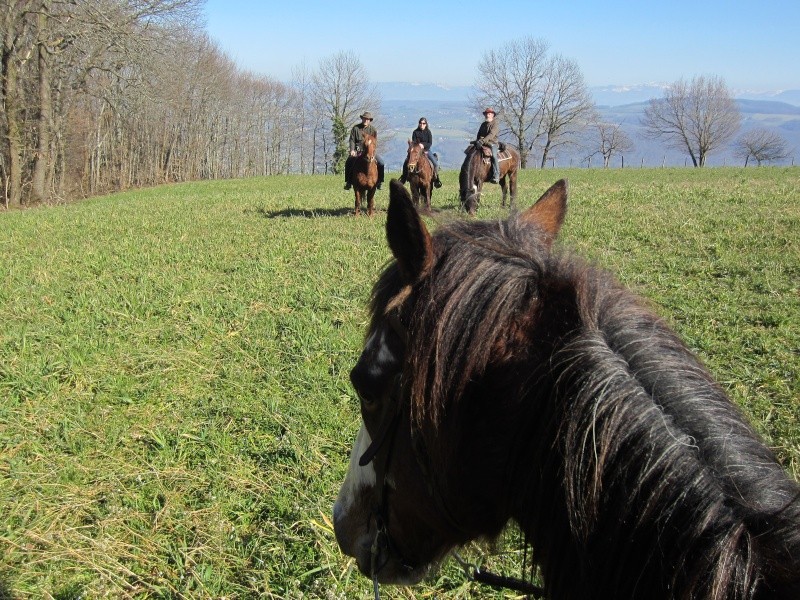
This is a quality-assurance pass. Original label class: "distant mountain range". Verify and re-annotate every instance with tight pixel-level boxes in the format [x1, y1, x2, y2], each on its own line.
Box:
[374, 82, 800, 170]
[376, 81, 800, 107]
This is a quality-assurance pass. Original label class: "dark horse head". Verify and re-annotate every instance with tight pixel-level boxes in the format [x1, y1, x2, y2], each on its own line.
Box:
[459, 143, 519, 215]
[333, 179, 800, 598]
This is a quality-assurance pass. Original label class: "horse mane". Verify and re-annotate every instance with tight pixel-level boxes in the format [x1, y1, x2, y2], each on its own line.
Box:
[370, 212, 800, 598]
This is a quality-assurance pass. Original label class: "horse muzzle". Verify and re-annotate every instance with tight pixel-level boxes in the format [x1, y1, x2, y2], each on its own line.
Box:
[333, 501, 430, 585]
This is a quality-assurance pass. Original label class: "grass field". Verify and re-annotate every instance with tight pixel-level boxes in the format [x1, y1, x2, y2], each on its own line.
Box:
[1, 167, 799, 599]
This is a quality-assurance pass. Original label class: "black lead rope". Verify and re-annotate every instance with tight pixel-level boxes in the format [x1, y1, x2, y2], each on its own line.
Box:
[453, 551, 546, 598]
[473, 567, 546, 597]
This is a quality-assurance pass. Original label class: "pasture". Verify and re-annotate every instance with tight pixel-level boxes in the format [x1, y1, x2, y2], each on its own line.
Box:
[1, 167, 798, 598]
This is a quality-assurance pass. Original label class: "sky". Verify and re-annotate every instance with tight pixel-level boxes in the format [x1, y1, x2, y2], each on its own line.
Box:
[203, 0, 799, 92]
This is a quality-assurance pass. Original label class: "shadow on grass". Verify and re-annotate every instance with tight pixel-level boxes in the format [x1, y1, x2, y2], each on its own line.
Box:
[0, 578, 18, 600]
[254, 207, 359, 219]
[252, 203, 459, 220]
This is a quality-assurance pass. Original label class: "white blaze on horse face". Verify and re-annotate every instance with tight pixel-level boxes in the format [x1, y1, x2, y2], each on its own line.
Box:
[334, 424, 376, 517]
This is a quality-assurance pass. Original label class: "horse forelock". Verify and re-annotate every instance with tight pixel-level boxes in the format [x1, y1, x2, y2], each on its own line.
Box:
[399, 217, 552, 429]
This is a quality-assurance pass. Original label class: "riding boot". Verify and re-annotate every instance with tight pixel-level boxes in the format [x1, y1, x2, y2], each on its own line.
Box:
[377, 163, 384, 190]
[433, 165, 442, 188]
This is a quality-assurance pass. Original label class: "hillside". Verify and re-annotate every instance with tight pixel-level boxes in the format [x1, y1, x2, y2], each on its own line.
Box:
[1, 169, 798, 598]
[376, 83, 800, 170]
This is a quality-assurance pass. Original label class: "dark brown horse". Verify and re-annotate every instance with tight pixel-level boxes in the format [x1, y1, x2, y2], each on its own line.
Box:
[405, 141, 434, 211]
[351, 132, 379, 216]
[459, 142, 519, 215]
[333, 180, 800, 599]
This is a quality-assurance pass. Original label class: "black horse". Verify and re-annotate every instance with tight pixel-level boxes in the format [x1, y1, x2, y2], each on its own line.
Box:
[459, 142, 519, 215]
[334, 179, 800, 599]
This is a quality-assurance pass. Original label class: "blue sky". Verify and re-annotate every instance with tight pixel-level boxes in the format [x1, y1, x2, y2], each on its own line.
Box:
[203, 1, 799, 91]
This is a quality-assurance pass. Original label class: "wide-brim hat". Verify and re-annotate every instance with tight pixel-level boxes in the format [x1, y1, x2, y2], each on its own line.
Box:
[360, 111, 374, 120]
[482, 107, 496, 116]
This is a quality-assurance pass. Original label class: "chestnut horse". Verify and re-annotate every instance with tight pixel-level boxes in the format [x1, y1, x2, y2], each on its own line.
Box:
[334, 180, 800, 599]
[351, 132, 379, 216]
[459, 142, 519, 215]
[404, 141, 435, 211]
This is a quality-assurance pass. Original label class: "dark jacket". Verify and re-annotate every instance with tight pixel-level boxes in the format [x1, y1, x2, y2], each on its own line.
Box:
[349, 122, 377, 152]
[411, 127, 433, 151]
[475, 118, 499, 146]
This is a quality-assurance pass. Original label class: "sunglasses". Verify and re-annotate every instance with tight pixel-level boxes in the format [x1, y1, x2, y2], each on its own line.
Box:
[419, 121, 427, 125]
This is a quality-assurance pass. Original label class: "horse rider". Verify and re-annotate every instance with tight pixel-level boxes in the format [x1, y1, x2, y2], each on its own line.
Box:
[473, 107, 500, 183]
[399, 117, 442, 188]
[344, 111, 385, 190]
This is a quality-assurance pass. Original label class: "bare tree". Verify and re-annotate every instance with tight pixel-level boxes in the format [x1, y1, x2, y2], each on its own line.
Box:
[474, 37, 549, 168]
[0, 0, 204, 206]
[474, 39, 594, 170]
[1, 1, 35, 208]
[586, 121, 634, 168]
[734, 128, 791, 166]
[311, 51, 380, 175]
[537, 54, 596, 169]
[642, 75, 741, 167]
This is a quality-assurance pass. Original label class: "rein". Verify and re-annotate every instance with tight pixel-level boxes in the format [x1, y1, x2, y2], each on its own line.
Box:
[359, 309, 546, 599]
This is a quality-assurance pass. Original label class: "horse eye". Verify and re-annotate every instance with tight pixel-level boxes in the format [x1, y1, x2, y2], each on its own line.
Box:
[352, 381, 377, 408]
[356, 388, 375, 406]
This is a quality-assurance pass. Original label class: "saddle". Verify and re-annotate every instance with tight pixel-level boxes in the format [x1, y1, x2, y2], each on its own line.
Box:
[467, 141, 507, 158]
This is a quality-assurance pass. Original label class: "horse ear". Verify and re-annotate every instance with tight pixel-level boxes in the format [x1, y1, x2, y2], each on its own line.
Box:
[387, 179, 433, 282]
[520, 179, 568, 246]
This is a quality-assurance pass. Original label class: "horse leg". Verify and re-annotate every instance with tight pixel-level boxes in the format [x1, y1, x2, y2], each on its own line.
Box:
[354, 189, 361, 216]
[500, 177, 508, 207]
[426, 182, 432, 211]
[468, 183, 480, 216]
[367, 188, 375, 217]
[509, 171, 517, 209]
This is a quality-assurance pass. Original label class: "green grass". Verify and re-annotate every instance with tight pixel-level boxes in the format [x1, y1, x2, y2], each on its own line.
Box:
[1, 167, 798, 598]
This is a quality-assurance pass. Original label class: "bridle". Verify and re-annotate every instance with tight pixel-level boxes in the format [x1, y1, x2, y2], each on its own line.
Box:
[407, 149, 426, 174]
[356, 310, 546, 599]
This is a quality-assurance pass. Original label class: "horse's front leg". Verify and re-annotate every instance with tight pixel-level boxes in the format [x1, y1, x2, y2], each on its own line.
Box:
[500, 177, 508, 207]
[425, 182, 432, 211]
[354, 189, 361, 216]
[367, 188, 375, 217]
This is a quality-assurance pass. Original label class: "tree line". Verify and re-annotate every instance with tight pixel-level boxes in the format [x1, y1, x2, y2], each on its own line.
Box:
[1, 5, 792, 209]
[0, 0, 379, 208]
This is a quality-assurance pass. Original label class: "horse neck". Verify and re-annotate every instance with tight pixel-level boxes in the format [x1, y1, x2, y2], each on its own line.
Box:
[362, 137, 375, 158]
[469, 150, 485, 182]
[459, 150, 481, 189]
[512, 262, 800, 598]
